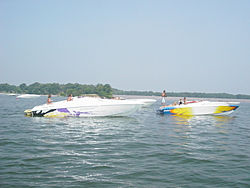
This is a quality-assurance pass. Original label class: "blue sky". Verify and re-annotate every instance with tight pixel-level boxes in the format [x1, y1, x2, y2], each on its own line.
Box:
[1, 0, 250, 94]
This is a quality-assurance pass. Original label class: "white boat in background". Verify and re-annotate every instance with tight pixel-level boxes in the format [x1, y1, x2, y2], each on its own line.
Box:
[129, 99, 157, 107]
[157, 101, 240, 116]
[16, 94, 41, 99]
[7, 93, 17, 96]
[24, 97, 143, 117]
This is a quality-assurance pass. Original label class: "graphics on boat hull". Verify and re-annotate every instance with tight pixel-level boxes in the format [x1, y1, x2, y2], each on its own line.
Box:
[157, 101, 239, 116]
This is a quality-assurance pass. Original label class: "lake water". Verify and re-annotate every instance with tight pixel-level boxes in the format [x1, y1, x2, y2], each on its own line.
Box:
[1, 95, 250, 187]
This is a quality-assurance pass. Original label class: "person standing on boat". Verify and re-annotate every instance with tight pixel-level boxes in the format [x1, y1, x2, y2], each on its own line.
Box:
[47, 94, 53, 104]
[161, 90, 167, 105]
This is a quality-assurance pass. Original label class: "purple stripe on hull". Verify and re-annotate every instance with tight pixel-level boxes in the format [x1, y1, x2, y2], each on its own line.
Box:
[57, 108, 70, 113]
[57, 108, 91, 116]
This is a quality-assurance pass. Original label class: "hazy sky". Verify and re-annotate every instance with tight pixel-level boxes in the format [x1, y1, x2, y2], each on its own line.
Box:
[1, 0, 250, 94]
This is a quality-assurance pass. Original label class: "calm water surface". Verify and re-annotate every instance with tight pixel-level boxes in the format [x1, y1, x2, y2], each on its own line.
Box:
[0, 95, 250, 187]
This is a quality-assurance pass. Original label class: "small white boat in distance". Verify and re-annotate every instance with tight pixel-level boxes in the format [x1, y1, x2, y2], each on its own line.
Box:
[17, 94, 41, 99]
[25, 97, 144, 117]
[157, 101, 240, 116]
[7, 93, 17, 96]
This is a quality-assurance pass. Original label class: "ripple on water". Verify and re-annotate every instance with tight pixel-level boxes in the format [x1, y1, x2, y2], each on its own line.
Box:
[0, 96, 250, 187]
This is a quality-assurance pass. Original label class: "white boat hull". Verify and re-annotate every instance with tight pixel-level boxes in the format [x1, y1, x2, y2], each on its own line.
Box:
[27, 97, 143, 117]
[157, 101, 240, 116]
[128, 99, 157, 107]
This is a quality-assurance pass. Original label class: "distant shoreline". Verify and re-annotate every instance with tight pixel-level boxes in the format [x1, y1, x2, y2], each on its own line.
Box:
[114, 95, 250, 103]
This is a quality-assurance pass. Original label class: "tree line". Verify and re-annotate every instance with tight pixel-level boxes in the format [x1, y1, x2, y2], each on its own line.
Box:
[0, 82, 113, 98]
[112, 89, 250, 99]
[1, 82, 250, 99]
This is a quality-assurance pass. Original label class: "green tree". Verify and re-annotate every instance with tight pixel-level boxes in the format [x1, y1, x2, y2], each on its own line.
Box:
[19, 83, 27, 93]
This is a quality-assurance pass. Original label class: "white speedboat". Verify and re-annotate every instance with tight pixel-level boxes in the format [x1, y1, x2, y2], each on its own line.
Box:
[156, 101, 240, 116]
[25, 97, 143, 117]
[16, 94, 40, 99]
